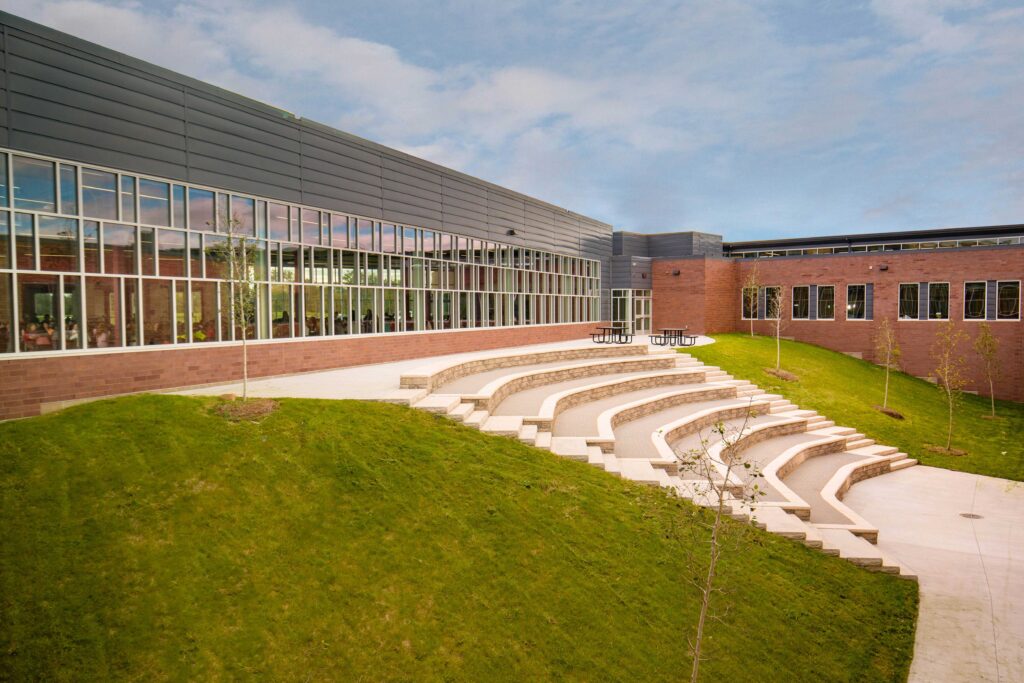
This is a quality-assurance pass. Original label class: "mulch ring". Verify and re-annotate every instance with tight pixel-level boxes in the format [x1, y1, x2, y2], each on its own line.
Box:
[923, 444, 968, 457]
[873, 405, 905, 420]
[764, 368, 799, 382]
[215, 396, 279, 422]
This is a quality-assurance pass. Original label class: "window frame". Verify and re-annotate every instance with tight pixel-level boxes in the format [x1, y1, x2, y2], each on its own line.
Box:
[996, 280, 1021, 321]
[898, 282, 919, 321]
[740, 286, 758, 320]
[764, 285, 782, 320]
[962, 281, 986, 321]
[816, 284, 835, 320]
[791, 285, 809, 320]
[845, 283, 867, 321]
[927, 281, 950, 320]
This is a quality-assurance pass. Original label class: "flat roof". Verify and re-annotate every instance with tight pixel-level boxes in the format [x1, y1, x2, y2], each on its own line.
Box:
[723, 223, 1024, 251]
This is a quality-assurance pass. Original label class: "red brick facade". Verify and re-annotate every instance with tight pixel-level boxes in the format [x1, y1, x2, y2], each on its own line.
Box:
[0, 322, 602, 420]
[652, 248, 1024, 402]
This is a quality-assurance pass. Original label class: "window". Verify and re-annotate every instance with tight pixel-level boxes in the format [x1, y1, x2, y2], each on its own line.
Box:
[38, 217, 78, 272]
[899, 283, 919, 320]
[963, 282, 986, 320]
[120, 176, 136, 222]
[741, 286, 758, 319]
[83, 221, 100, 272]
[158, 229, 187, 277]
[142, 279, 173, 345]
[59, 165, 78, 215]
[765, 286, 782, 319]
[815, 286, 831, 321]
[792, 286, 809, 319]
[103, 224, 137, 275]
[331, 214, 347, 247]
[928, 283, 949, 319]
[13, 156, 56, 211]
[188, 188, 215, 231]
[190, 281, 218, 342]
[18, 274, 60, 351]
[0, 273, 13, 353]
[846, 284, 866, 320]
[232, 196, 255, 236]
[0, 212, 9, 269]
[86, 276, 122, 348]
[358, 219, 374, 251]
[15, 213, 35, 270]
[301, 209, 320, 244]
[139, 179, 170, 226]
[82, 169, 118, 219]
[997, 281, 1020, 320]
[268, 203, 289, 241]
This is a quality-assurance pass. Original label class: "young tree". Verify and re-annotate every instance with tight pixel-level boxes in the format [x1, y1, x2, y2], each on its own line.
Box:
[741, 264, 761, 337]
[767, 286, 786, 370]
[674, 400, 765, 682]
[874, 317, 901, 409]
[215, 216, 258, 400]
[973, 322, 1000, 418]
[931, 321, 968, 450]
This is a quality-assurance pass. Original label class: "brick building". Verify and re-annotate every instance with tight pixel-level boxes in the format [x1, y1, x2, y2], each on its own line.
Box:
[0, 10, 1020, 418]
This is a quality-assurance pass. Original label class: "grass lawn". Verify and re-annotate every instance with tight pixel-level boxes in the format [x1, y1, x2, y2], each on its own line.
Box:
[1, 395, 916, 681]
[687, 333, 1024, 481]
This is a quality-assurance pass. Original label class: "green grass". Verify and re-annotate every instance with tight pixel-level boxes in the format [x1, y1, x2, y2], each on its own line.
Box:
[688, 333, 1024, 481]
[1, 395, 916, 681]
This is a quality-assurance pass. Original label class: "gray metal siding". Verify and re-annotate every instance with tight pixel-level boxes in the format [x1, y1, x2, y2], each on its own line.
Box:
[0, 10, 611, 276]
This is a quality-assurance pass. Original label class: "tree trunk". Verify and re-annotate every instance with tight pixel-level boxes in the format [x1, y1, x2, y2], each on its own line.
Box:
[882, 347, 890, 409]
[989, 375, 995, 418]
[242, 332, 248, 401]
[775, 326, 781, 370]
[946, 389, 953, 450]
[691, 482, 724, 683]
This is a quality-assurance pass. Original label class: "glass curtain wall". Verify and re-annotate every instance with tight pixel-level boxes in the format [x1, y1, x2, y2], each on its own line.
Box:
[0, 148, 602, 356]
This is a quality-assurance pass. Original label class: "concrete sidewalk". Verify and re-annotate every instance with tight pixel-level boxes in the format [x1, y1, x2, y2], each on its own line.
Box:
[844, 466, 1024, 683]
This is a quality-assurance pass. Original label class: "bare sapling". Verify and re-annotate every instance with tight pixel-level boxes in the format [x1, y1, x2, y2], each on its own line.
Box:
[216, 215, 258, 401]
[972, 322, 999, 418]
[673, 399, 766, 682]
[931, 320, 968, 451]
[874, 318, 901, 410]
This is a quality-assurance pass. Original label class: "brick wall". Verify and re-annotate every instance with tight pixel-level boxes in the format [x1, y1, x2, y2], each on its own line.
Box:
[0, 322, 602, 420]
[651, 248, 1024, 402]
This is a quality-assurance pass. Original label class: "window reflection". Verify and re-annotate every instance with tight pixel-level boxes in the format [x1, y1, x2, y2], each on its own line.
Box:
[82, 169, 118, 219]
[13, 156, 56, 212]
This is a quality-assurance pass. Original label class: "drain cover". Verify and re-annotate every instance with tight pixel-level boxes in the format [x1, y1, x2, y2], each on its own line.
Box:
[960, 513, 983, 519]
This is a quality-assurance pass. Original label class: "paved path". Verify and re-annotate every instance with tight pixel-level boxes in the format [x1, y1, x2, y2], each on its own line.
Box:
[844, 467, 1024, 682]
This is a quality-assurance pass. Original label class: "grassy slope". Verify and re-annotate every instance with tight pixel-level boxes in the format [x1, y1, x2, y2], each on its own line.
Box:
[1, 395, 915, 681]
[688, 334, 1024, 481]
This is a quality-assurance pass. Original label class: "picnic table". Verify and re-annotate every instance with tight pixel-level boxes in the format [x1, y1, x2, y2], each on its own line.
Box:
[650, 327, 697, 347]
[590, 325, 633, 344]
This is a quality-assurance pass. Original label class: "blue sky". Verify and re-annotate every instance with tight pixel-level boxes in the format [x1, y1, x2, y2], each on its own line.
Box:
[8, 0, 1024, 239]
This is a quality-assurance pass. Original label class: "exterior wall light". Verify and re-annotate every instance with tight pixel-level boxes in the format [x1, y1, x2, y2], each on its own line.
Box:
[672, 270, 681, 276]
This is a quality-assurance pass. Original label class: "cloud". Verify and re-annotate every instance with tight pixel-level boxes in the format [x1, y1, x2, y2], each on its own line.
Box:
[3, 0, 1022, 237]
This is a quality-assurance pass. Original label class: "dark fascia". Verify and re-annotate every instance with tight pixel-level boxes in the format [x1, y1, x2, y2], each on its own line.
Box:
[723, 223, 1024, 252]
[0, 10, 611, 229]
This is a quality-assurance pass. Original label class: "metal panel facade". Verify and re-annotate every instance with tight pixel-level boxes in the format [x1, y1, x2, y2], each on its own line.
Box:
[0, 11, 612, 277]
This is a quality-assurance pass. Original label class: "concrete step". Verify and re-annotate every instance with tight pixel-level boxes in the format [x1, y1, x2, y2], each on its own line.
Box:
[465, 410, 489, 428]
[413, 394, 462, 414]
[482, 415, 523, 437]
[846, 437, 876, 449]
[518, 424, 538, 445]
[534, 431, 552, 449]
[818, 528, 909, 577]
[618, 459, 668, 486]
[849, 444, 898, 457]
[551, 437, 591, 462]
[448, 402, 474, 422]
[377, 388, 428, 405]
[889, 458, 918, 472]
[815, 426, 857, 437]
[750, 505, 809, 541]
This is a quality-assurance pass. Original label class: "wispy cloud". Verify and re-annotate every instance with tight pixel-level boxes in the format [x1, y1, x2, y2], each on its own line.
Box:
[5, 0, 1023, 238]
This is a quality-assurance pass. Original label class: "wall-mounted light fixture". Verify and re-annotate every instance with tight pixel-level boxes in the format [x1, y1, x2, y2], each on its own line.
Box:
[879, 264, 889, 271]
[506, 229, 517, 236]
[672, 269, 681, 276]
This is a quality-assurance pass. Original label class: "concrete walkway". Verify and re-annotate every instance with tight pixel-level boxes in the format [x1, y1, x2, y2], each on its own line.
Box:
[844, 467, 1024, 683]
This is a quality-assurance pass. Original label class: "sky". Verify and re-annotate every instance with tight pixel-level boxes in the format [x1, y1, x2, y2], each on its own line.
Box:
[5, 0, 1024, 240]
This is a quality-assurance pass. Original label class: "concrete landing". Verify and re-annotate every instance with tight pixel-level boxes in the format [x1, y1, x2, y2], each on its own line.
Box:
[844, 467, 1024, 683]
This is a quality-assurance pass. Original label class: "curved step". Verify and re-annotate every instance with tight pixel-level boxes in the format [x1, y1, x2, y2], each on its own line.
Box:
[400, 345, 649, 391]
[496, 368, 706, 422]
[466, 356, 679, 413]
